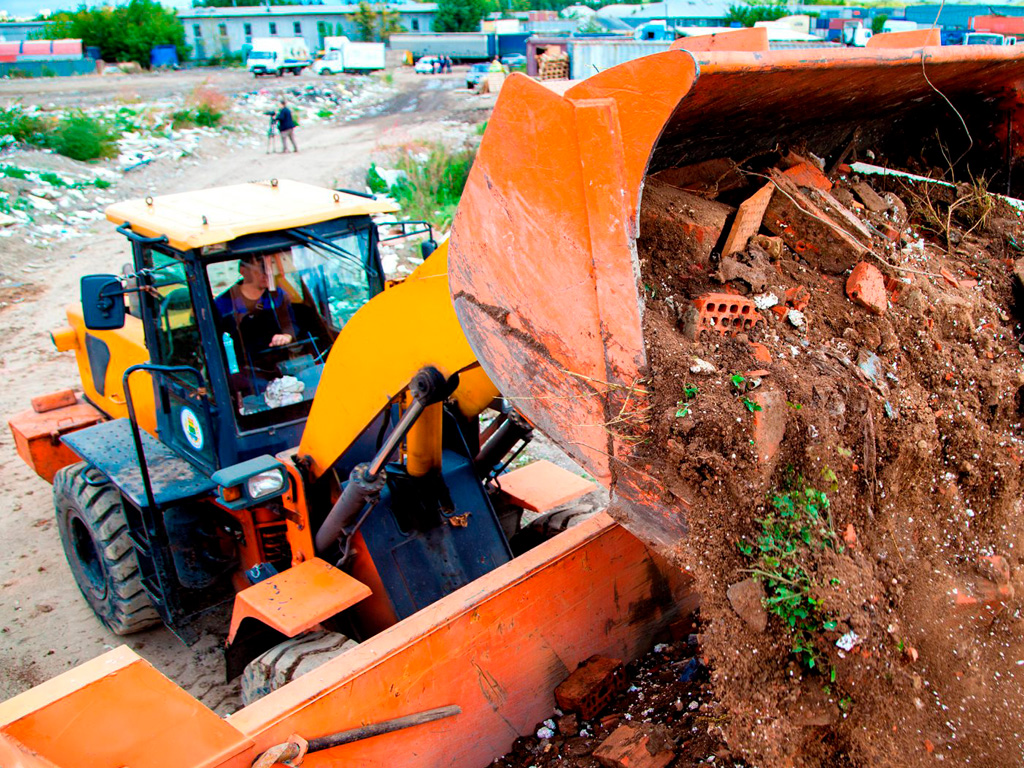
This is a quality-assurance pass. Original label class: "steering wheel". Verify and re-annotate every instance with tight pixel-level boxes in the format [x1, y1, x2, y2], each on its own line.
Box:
[257, 336, 316, 356]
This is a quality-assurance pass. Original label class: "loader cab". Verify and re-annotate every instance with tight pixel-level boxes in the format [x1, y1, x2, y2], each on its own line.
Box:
[84, 181, 401, 473]
[134, 217, 384, 471]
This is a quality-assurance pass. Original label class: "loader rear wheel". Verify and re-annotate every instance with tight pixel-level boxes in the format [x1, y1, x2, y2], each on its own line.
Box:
[53, 462, 160, 635]
[241, 630, 357, 705]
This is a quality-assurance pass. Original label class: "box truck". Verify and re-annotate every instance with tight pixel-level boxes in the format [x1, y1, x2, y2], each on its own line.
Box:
[312, 36, 386, 74]
[246, 37, 312, 77]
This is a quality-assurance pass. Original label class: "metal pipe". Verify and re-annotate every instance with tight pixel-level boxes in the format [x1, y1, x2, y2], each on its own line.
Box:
[474, 409, 532, 474]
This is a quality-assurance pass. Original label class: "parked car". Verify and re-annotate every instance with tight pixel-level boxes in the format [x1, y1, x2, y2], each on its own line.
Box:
[501, 53, 527, 68]
[466, 62, 491, 88]
[414, 56, 442, 74]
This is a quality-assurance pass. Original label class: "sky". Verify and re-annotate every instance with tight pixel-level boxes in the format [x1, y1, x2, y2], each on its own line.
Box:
[4, 0, 192, 21]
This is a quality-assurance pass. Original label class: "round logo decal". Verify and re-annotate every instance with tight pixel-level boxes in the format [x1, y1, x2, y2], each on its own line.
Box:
[180, 407, 204, 451]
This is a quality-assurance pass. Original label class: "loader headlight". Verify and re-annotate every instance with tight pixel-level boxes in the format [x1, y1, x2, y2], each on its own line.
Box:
[247, 469, 285, 499]
[211, 455, 289, 509]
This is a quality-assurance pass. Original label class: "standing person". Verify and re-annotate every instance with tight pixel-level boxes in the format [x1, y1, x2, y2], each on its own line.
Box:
[275, 98, 298, 153]
[444, 55, 452, 73]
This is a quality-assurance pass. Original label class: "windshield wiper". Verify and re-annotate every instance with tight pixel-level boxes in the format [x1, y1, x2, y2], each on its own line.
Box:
[286, 227, 378, 280]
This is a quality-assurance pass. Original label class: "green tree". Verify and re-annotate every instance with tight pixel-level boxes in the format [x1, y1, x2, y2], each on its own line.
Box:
[871, 14, 888, 34]
[41, 0, 188, 65]
[433, 0, 489, 33]
[354, 2, 378, 41]
[725, 1, 789, 27]
[378, 7, 404, 40]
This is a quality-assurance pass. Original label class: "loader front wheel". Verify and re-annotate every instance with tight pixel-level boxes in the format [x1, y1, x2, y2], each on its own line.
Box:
[241, 630, 357, 705]
[53, 462, 160, 635]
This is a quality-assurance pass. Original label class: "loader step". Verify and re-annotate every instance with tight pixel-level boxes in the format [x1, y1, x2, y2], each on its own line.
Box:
[497, 460, 599, 513]
[62, 419, 216, 509]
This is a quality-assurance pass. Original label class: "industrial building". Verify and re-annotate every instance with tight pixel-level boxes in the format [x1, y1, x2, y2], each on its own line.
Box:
[178, 3, 437, 60]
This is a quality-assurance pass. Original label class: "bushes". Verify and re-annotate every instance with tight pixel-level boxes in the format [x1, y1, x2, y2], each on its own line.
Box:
[171, 83, 229, 128]
[0, 106, 50, 146]
[367, 142, 476, 229]
[47, 112, 121, 161]
[0, 106, 120, 162]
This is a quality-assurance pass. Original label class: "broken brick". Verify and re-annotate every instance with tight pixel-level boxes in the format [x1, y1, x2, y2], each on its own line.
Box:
[804, 186, 873, 245]
[593, 724, 675, 768]
[640, 178, 733, 269]
[851, 181, 889, 213]
[749, 342, 773, 364]
[722, 182, 775, 257]
[650, 158, 746, 197]
[727, 578, 767, 631]
[783, 161, 833, 192]
[846, 262, 887, 315]
[785, 285, 811, 311]
[763, 170, 869, 274]
[752, 388, 786, 464]
[692, 293, 762, 336]
[940, 268, 959, 288]
[555, 656, 626, 720]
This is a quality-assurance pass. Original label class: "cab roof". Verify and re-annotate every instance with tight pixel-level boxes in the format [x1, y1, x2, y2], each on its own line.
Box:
[105, 179, 400, 252]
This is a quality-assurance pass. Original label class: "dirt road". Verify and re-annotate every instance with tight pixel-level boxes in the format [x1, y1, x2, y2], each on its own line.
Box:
[0, 66, 493, 714]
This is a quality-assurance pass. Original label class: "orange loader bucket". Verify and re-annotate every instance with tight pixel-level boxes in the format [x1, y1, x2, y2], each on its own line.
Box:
[448, 44, 1024, 553]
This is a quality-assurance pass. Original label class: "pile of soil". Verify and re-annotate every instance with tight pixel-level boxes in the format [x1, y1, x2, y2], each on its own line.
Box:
[630, 152, 1024, 766]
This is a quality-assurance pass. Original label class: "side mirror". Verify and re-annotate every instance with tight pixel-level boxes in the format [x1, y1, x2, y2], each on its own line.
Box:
[81, 274, 126, 331]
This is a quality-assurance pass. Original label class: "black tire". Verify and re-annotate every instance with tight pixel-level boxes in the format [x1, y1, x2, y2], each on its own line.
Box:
[241, 630, 357, 705]
[53, 462, 160, 635]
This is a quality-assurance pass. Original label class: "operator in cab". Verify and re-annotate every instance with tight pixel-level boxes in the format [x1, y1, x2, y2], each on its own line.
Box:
[214, 253, 300, 390]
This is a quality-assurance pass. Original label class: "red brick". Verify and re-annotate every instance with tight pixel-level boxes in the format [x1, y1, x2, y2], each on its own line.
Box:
[640, 178, 733, 268]
[650, 158, 747, 197]
[763, 170, 869, 274]
[749, 342, 773, 364]
[783, 161, 833, 192]
[555, 656, 626, 720]
[940, 268, 959, 288]
[593, 724, 675, 768]
[804, 185, 874, 245]
[752, 388, 786, 464]
[722, 182, 775, 257]
[846, 262, 887, 315]
[692, 293, 762, 336]
[851, 181, 888, 212]
[785, 285, 810, 311]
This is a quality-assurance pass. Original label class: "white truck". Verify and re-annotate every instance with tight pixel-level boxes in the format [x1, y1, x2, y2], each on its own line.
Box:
[312, 36, 386, 74]
[246, 37, 312, 77]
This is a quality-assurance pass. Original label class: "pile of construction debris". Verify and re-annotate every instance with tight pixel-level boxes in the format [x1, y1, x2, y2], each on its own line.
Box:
[622, 149, 1024, 767]
[236, 79, 395, 124]
[496, 615, 747, 768]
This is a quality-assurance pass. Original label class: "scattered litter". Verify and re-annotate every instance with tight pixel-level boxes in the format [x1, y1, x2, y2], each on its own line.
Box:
[836, 632, 861, 652]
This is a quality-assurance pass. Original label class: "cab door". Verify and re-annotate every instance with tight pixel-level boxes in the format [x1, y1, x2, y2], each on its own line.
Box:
[138, 246, 219, 472]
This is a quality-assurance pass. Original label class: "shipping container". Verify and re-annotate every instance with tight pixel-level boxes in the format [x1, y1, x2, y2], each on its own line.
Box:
[389, 33, 496, 61]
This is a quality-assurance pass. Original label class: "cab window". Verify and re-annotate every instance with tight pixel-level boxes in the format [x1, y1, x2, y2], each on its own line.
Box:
[145, 249, 205, 377]
[206, 228, 375, 426]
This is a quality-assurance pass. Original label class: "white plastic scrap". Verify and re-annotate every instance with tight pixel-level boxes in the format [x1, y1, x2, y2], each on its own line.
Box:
[753, 292, 779, 310]
[787, 309, 806, 329]
[836, 631, 861, 652]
